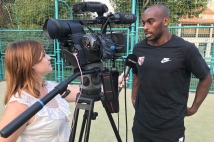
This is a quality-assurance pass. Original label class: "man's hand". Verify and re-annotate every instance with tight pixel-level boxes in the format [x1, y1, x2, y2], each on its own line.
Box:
[185, 107, 197, 116]
[186, 73, 212, 116]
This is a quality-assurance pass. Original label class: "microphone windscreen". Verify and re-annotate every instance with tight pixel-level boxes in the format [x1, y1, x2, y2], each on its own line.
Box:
[114, 12, 137, 24]
[122, 12, 137, 24]
[125, 54, 137, 68]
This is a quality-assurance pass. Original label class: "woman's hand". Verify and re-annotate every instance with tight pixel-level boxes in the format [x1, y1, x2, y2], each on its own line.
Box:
[118, 72, 129, 87]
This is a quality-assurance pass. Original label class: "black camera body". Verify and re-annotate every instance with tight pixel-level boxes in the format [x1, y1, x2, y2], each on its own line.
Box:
[43, 2, 136, 68]
[43, 2, 136, 113]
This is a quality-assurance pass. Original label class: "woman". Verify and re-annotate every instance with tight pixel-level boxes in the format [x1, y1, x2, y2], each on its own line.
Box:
[0, 40, 126, 142]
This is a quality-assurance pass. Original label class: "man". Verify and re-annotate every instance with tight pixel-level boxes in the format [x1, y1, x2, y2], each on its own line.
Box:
[132, 4, 212, 142]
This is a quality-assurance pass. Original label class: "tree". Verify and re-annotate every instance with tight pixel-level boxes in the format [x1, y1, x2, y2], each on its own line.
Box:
[110, 0, 208, 25]
[0, 0, 16, 29]
[1, 0, 84, 30]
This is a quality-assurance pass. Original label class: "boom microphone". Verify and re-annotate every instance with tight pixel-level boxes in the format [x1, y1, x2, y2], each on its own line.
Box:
[111, 12, 137, 24]
[119, 54, 137, 92]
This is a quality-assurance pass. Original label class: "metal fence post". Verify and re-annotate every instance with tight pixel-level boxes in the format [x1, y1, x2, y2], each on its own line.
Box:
[128, 0, 137, 89]
[54, 0, 63, 82]
[0, 38, 3, 81]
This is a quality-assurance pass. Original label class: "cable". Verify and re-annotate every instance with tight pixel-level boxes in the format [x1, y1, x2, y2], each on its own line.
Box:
[123, 57, 128, 142]
[99, 17, 124, 47]
[70, 53, 83, 132]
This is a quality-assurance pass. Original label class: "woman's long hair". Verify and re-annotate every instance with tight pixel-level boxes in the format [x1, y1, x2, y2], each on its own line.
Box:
[4, 40, 44, 104]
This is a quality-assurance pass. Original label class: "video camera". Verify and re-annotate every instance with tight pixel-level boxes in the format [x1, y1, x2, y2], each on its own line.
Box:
[43, 1, 136, 68]
[0, 3, 137, 140]
[43, 2, 136, 113]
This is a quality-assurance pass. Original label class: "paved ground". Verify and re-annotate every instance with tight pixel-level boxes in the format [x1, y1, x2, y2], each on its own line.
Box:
[0, 81, 213, 142]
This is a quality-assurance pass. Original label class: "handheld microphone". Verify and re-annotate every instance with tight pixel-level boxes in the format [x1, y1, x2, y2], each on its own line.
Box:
[119, 54, 137, 92]
[111, 12, 137, 24]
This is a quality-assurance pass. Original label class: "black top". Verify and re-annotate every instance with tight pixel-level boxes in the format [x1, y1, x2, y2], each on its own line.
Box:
[133, 34, 210, 131]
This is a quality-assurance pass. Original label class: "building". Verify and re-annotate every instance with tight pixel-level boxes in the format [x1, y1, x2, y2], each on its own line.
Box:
[178, 1, 214, 58]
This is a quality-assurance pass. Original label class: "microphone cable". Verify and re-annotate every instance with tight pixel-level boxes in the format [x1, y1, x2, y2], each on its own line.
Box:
[119, 54, 137, 142]
[114, 57, 128, 142]
[116, 57, 129, 142]
[123, 57, 128, 142]
[118, 57, 128, 142]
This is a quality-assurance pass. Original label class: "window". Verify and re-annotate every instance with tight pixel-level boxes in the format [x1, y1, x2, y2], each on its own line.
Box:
[181, 24, 197, 37]
[198, 24, 211, 38]
[198, 43, 207, 57]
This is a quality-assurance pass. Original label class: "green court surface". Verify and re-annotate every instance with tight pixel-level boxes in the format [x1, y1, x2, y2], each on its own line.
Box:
[0, 81, 213, 142]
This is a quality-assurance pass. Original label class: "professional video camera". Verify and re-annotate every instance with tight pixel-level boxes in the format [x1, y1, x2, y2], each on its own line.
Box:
[43, 3, 136, 141]
[43, 1, 136, 68]
[0, 2, 137, 142]
[43, 1, 136, 111]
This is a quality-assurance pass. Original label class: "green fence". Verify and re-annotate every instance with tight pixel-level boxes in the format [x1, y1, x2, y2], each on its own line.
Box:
[0, 0, 214, 93]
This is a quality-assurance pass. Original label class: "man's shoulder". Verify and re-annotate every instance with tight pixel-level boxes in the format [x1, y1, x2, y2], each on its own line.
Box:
[169, 35, 196, 53]
[172, 34, 194, 46]
[134, 39, 146, 47]
[133, 39, 147, 54]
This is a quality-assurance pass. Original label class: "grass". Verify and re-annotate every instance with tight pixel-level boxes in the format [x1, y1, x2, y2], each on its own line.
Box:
[0, 81, 213, 142]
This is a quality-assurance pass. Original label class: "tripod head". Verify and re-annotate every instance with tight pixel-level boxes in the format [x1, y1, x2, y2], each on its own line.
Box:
[72, 61, 120, 113]
[73, 62, 103, 101]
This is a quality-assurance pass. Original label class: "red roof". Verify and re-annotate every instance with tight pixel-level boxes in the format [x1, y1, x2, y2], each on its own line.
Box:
[203, 8, 214, 14]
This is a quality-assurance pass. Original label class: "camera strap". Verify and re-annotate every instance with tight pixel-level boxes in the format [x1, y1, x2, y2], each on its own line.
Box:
[80, 20, 95, 34]
[101, 69, 119, 113]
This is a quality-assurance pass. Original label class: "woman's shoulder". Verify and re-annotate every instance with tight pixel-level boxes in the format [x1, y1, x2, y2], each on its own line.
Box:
[45, 81, 57, 89]
[7, 91, 37, 107]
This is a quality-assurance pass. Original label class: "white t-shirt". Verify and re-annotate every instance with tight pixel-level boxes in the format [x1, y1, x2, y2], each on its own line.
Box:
[7, 81, 71, 142]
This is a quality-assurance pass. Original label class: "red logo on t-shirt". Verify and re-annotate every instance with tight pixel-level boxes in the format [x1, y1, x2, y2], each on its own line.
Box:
[138, 56, 145, 65]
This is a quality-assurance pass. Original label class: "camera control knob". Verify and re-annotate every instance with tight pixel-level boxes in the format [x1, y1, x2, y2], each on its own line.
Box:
[83, 76, 90, 86]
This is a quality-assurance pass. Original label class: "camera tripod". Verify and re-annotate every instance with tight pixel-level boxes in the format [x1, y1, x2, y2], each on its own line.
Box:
[0, 66, 122, 142]
[69, 91, 122, 142]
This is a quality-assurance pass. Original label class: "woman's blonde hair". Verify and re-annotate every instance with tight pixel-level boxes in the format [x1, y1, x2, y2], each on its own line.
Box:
[4, 40, 44, 104]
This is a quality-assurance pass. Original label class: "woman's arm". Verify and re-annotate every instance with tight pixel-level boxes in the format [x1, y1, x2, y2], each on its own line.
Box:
[118, 72, 129, 87]
[0, 102, 29, 142]
[51, 82, 79, 102]
[64, 85, 80, 102]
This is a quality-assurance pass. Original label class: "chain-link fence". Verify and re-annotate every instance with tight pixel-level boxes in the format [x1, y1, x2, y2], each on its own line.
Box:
[0, 0, 214, 92]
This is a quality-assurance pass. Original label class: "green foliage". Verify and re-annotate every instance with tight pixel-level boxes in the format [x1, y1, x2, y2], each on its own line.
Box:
[15, 0, 55, 29]
[0, 0, 85, 30]
[110, 0, 132, 13]
[0, 0, 55, 29]
[0, 1, 17, 29]
[110, 0, 208, 25]
[0, 0, 209, 29]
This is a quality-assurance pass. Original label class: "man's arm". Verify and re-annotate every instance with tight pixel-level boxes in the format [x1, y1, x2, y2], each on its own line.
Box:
[186, 72, 212, 116]
[132, 74, 140, 107]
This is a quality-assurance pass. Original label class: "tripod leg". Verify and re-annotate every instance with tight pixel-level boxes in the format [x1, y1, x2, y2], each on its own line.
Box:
[78, 111, 88, 141]
[69, 95, 95, 142]
[84, 110, 93, 142]
[104, 107, 122, 142]
[100, 94, 122, 142]
[69, 108, 80, 142]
